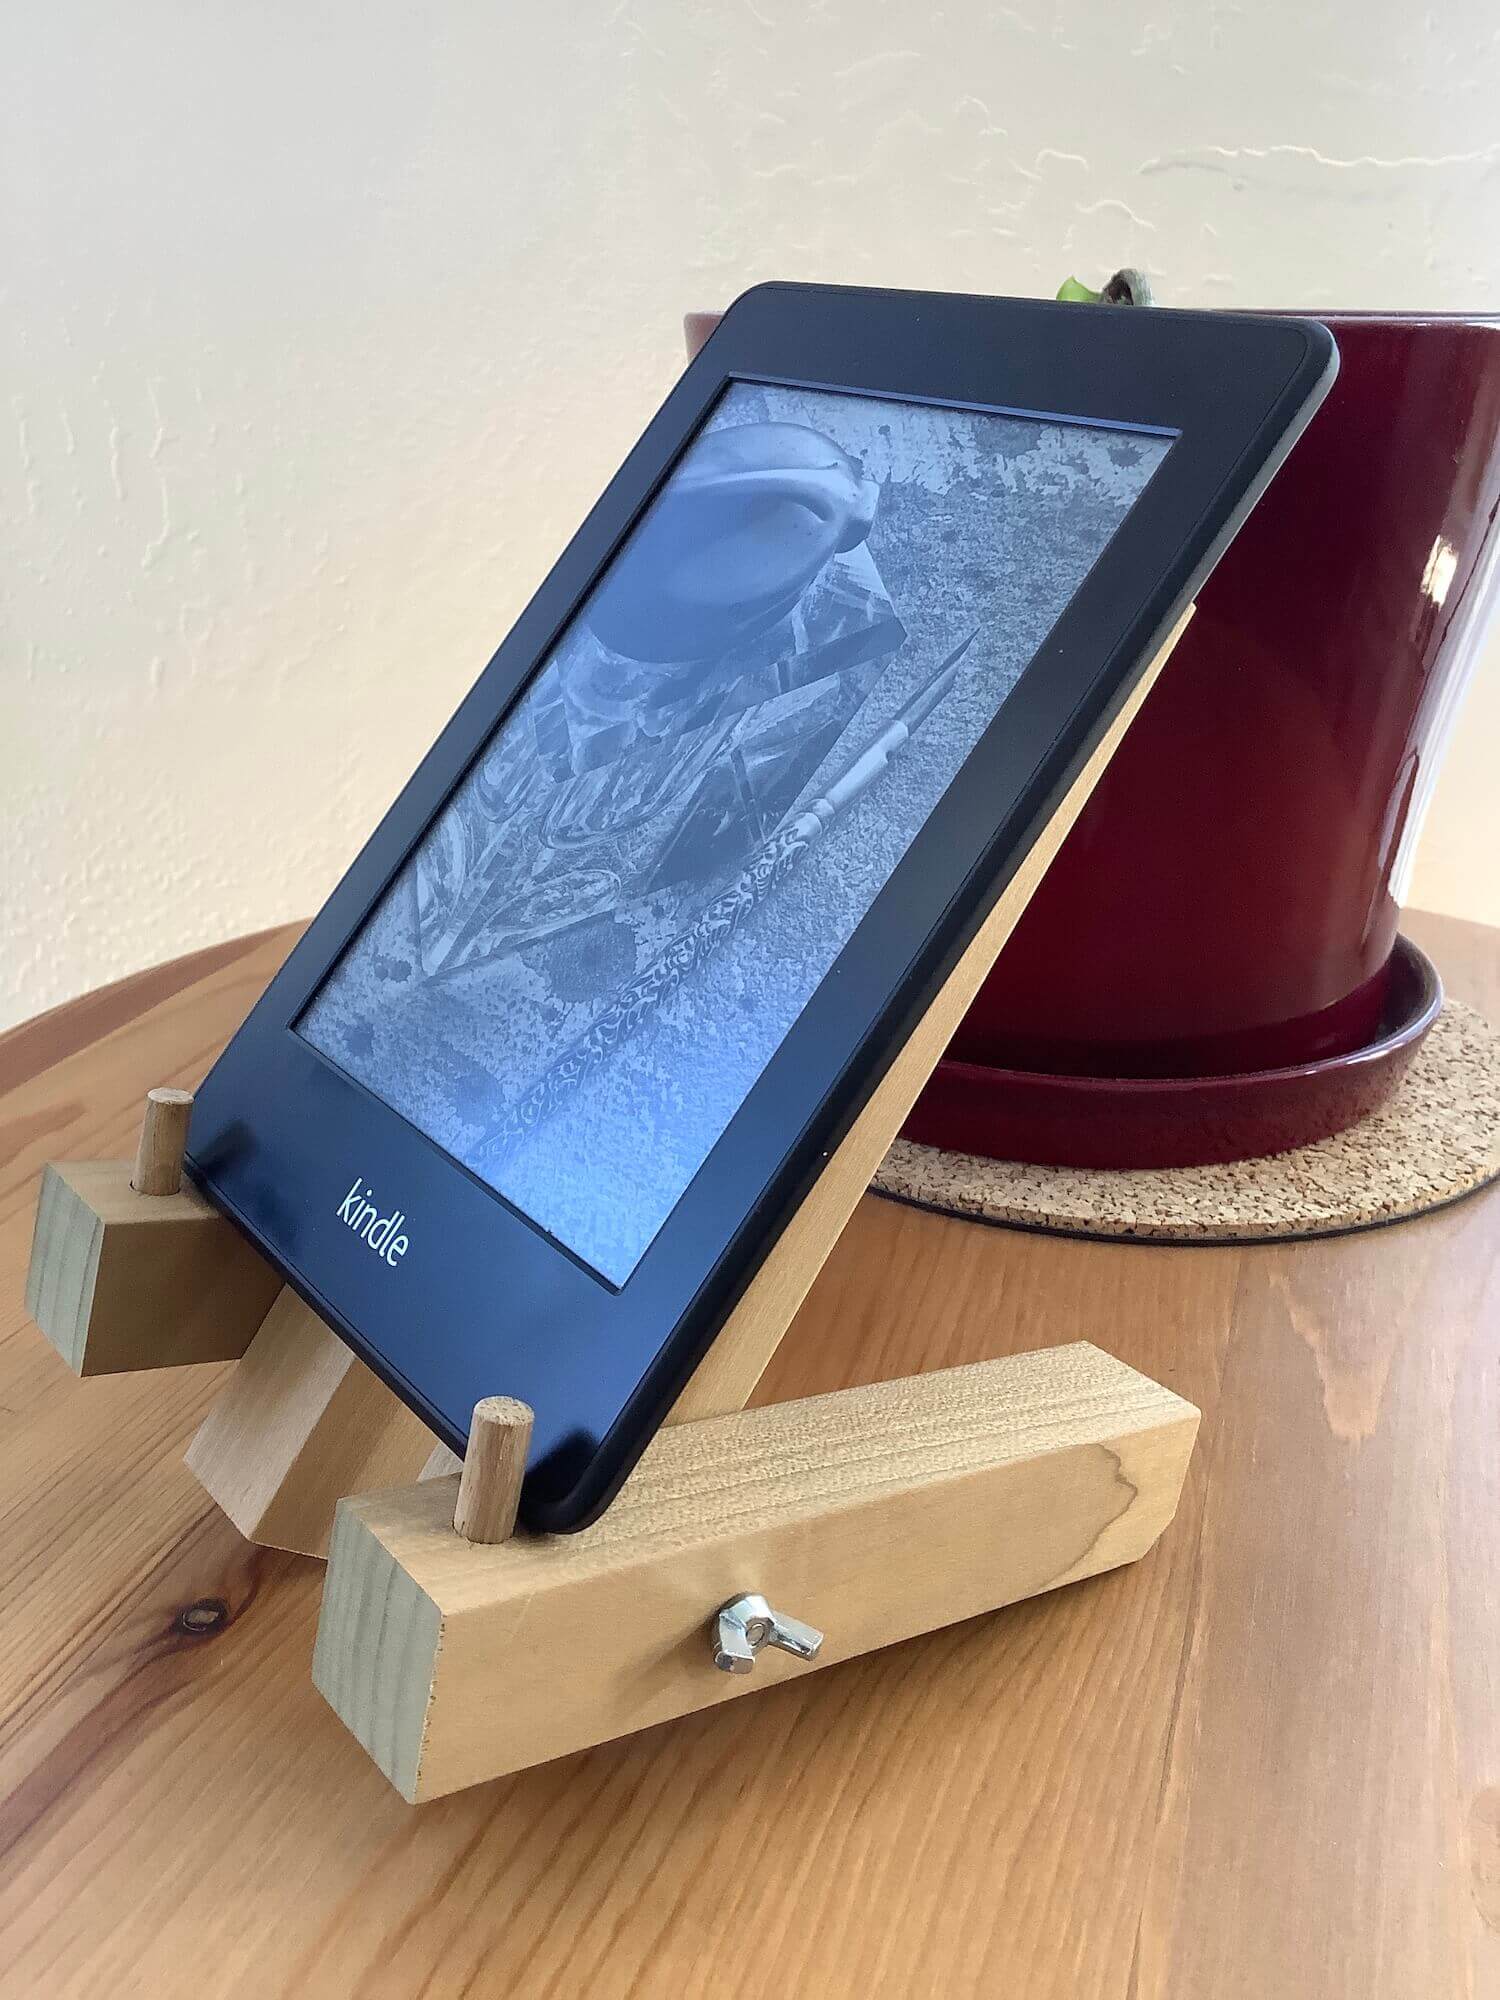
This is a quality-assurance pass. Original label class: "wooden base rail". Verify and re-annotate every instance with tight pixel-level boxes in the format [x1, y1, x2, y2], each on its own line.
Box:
[314, 1345, 1197, 1801]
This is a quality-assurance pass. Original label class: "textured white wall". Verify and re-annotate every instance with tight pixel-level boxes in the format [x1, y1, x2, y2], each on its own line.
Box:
[5, 1, 1499, 1030]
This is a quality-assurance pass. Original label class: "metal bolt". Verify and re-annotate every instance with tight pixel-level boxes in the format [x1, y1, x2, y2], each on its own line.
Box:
[712, 1592, 823, 1675]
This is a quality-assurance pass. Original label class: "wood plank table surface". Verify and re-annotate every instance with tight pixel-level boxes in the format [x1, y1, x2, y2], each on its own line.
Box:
[1, 908, 1496, 1998]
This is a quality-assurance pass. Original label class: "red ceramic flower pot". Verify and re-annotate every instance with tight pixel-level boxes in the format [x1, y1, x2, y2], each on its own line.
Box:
[916, 313, 1500, 1165]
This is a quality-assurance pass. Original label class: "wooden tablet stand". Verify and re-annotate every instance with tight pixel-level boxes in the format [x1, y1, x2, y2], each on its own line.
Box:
[22, 612, 1200, 1803]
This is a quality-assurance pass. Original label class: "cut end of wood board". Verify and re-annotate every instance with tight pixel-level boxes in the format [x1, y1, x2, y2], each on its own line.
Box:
[24, 1159, 282, 1376]
[314, 1343, 1199, 1802]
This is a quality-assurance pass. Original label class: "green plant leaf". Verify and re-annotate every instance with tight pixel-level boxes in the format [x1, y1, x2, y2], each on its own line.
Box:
[1055, 276, 1102, 304]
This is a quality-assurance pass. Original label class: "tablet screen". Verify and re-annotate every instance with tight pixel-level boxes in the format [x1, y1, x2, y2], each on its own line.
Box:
[299, 384, 1172, 1283]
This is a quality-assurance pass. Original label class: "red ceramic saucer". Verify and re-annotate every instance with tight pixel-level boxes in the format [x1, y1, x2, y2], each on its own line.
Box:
[902, 935, 1443, 1171]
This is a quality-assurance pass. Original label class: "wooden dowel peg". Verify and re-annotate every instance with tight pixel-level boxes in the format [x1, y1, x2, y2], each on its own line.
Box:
[453, 1397, 534, 1544]
[131, 1087, 195, 1196]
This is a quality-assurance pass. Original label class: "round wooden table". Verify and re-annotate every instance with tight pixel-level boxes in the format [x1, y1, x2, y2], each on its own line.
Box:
[1, 910, 1496, 1998]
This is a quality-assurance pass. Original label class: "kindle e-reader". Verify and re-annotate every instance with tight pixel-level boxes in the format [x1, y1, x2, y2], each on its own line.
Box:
[188, 284, 1336, 1528]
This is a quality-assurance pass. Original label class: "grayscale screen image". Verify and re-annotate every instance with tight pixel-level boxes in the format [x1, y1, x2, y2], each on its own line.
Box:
[299, 385, 1172, 1282]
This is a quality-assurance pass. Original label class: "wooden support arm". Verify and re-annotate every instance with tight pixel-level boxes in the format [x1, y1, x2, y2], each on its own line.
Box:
[183, 1288, 438, 1558]
[313, 1343, 1199, 1803]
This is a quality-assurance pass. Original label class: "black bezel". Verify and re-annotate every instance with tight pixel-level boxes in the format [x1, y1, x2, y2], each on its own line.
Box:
[187, 282, 1336, 1530]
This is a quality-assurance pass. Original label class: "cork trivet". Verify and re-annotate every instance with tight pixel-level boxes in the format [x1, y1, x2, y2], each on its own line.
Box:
[874, 1000, 1500, 1245]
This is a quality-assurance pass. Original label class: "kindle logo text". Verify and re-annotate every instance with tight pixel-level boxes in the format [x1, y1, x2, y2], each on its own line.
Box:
[336, 1177, 410, 1267]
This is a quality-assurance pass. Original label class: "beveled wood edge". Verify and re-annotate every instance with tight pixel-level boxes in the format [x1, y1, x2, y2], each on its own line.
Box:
[667, 604, 1194, 1422]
